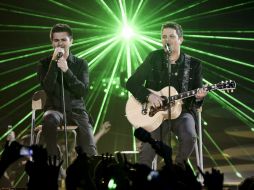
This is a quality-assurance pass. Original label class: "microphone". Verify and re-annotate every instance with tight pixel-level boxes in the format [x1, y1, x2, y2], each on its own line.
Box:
[165, 43, 172, 54]
[134, 127, 172, 165]
[134, 127, 162, 152]
[57, 52, 63, 60]
[134, 127, 152, 143]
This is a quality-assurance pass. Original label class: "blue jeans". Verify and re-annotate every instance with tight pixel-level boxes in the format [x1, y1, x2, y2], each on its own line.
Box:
[139, 113, 197, 168]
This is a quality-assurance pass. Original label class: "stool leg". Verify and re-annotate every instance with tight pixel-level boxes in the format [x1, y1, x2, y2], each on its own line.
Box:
[71, 130, 77, 154]
[30, 110, 36, 145]
[198, 118, 203, 172]
[36, 130, 42, 144]
[152, 155, 158, 170]
[197, 110, 204, 183]
[195, 140, 200, 167]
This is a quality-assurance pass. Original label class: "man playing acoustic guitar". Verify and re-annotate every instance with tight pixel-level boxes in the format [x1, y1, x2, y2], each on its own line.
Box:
[126, 22, 207, 168]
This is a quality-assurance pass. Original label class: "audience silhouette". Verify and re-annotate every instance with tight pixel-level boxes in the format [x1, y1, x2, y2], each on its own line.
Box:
[0, 128, 249, 190]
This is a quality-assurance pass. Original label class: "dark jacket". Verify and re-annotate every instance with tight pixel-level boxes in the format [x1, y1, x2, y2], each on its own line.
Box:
[126, 49, 203, 120]
[37, 53, 89, 112]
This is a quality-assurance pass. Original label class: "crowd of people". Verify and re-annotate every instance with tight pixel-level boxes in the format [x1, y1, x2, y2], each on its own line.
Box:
[0, 130, 253, 190]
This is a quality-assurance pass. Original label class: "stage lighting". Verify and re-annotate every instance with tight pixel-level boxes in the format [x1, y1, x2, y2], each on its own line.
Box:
[121, 24, 135, 40]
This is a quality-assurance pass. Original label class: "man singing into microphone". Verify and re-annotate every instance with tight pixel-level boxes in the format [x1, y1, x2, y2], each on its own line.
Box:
[37, 23, 97, 159]
[126, 22, 207, 168]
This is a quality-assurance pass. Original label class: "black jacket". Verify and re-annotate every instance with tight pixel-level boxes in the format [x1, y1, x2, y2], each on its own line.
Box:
[126, 49, 203, 119]
[37, 53, 89, 112]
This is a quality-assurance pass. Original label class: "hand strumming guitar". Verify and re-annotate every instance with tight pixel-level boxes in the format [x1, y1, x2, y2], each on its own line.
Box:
[147, 93, 164, 107]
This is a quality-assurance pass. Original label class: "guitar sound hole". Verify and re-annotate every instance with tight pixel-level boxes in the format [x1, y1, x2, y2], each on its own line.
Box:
[161, 96, 168, 105]
[149, 105, 167, 117]
[149, 107, 155, 117]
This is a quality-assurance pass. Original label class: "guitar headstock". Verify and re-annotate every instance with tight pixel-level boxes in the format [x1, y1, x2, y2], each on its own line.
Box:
[216, 80, 236, 93]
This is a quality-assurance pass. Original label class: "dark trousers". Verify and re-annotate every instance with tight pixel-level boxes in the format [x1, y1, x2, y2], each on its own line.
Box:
[139, 113, 197, 168]
[41, 110, 97, 157]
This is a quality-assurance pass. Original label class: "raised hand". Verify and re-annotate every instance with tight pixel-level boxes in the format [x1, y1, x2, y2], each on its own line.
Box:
[25, 145, 62, 190]
[47, 156, 63, 189]
[198, 167, 224, 190]
[1, 141, 22, 165]
[100, 121, 111, 135]
[0, 141, 23, 177]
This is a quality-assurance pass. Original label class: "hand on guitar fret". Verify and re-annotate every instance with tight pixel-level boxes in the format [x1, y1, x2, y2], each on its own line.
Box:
[147, 93, 164, 107]
[195, 86, 208, 100]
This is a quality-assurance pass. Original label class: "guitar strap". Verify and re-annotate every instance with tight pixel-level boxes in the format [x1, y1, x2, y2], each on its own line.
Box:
[181, 54, 191, 92]
[181, 54, 199, 128]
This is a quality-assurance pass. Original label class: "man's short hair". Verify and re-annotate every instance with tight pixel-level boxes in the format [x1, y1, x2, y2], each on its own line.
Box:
[50, 23, 73, 40]
[161, 22, 183, 37]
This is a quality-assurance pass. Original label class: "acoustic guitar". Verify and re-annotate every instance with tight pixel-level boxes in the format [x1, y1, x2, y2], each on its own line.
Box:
[125, 80, 236, 132]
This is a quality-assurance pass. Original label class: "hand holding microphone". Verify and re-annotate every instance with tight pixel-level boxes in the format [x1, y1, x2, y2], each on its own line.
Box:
[53, 48, 68, 72]
[57, 52, 63, 60]
[52, 47, 64, 61]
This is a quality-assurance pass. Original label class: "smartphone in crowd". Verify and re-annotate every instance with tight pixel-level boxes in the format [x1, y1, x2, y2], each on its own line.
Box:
[20, 146, 33, 156]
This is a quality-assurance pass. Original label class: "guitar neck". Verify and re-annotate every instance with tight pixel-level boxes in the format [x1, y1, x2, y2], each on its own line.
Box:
[170, 85, 216, 101]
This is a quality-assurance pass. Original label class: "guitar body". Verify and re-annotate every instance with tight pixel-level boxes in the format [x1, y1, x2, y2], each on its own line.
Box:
[125, 86, 183, 132]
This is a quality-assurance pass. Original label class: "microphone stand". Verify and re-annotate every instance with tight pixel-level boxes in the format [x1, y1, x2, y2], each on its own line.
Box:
[157, 46, 172, 170]
[57, 53, 69, 169]
[166, 47, 172, 153]
[61, 71, 69, 169]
